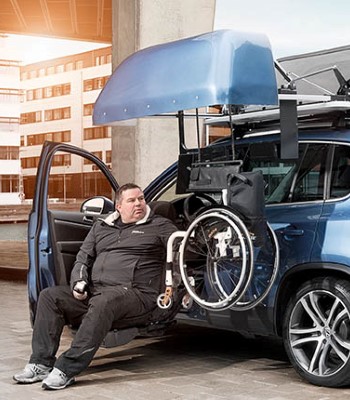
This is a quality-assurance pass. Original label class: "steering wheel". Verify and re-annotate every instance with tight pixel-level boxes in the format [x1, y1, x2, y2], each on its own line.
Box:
[183, 193, 217, 223]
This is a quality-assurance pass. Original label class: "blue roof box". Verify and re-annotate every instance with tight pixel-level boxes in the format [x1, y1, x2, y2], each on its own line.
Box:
[93, 29, 278, 125]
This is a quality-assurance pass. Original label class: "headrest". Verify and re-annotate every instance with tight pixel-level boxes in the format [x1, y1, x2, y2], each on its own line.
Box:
[148, 201, 177, 222]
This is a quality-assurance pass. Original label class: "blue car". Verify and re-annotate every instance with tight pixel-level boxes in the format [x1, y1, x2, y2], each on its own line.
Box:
[28, 30, 350, 388]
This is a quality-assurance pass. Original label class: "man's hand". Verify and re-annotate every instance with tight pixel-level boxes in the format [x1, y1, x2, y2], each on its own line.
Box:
[73, 281, 88, 301]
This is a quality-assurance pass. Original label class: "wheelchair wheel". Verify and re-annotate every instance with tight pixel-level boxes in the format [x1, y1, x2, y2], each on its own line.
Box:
[229, 222, 279, 311]
[178, 208, 254, 311]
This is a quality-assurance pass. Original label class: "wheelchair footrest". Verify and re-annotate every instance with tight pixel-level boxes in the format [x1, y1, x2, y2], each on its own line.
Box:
[101, 327, 139, 348]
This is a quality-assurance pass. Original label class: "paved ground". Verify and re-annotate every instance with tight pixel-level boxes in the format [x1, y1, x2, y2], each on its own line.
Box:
[1, 280, 350, 400]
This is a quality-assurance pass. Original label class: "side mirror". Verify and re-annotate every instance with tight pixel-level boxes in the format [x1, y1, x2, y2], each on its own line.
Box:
[80, 196, 115, 215]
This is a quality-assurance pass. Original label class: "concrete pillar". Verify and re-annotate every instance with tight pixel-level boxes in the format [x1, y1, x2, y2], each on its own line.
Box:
[111, 0, 216, 189]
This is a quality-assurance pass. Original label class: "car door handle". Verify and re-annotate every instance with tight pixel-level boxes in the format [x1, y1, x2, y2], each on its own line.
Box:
[282, 228, 304, 237]
[83, 215, 94, 224]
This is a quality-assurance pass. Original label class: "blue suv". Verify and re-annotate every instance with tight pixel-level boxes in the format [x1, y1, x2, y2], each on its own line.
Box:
[27, 30, 350, 388]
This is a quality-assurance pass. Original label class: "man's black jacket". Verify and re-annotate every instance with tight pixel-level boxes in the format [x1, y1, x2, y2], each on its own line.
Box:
[70, 205, 177, 302]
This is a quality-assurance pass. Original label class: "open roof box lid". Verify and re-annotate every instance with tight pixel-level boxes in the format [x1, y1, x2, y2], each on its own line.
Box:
[93, 29, 279, 124]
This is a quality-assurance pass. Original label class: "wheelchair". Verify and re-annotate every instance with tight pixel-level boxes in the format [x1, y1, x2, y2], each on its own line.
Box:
[157, 165, 280, 313]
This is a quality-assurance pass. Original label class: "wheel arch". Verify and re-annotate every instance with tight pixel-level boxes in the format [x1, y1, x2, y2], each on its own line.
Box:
[274, 262, 350, 336]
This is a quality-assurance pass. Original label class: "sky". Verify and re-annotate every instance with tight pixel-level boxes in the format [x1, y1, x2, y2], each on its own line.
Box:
[1, 0, 350, 64]
[215, 0, 350, 59]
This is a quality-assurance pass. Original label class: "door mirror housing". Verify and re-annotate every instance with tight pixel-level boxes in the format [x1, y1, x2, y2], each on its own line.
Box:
[80, 196, 115, 215]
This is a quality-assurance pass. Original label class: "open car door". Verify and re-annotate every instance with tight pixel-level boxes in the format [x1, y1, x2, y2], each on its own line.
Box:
[28, 141, 118, 322]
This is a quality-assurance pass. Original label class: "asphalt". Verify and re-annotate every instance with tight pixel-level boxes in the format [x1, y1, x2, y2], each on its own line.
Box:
[1, 279, 350, 400]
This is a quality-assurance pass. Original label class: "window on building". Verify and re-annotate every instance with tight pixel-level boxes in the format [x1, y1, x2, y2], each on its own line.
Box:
[26, 84, 71, 101]
[63, 107, 71, 119]
[83, 79, 93, 91]
[20, 111, 42, 124]
[84, 151, 102, 164]
[0, 175, 19, 193]
[34, 88, 43, 100]
[76, 60, 84, 69]
[45, 109, 53, 121]
[62, 130, 71, 142]
[83, 103, 94, 116]
[47, 66, 55, 75]
[56, 64, 64, 74]
[44, 86, 53, 98]
[27, 131, 71, 146]
[83, 126, 110, 140]
[53, 109, 62, 120]
[106, 150, 112, 163]
[45, 107, 71, 121]
[0, 146, 19, 160]
[62, 83, 71, 95]
[53, 85, 62, 96]
[93, 77, 105, 90]
[66, 62, 74, 71]
[21, 157, 40, 169]
[0, 118, 19, 133]
[26, 90, 34, 101]
[51, 154, 71, 167]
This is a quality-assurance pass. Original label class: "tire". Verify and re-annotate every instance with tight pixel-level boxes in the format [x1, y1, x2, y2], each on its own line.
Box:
[178, 208, 254, 311]
[282, 277, 350, 387]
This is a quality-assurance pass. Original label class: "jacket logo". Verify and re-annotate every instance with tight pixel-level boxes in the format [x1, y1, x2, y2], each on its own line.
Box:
[132, 230, 144, 234]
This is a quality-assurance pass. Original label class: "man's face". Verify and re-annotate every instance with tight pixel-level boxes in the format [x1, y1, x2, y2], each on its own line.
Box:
[116, 188, 147, 223]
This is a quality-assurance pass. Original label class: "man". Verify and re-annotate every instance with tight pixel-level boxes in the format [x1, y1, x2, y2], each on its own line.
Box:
[13, 183, 177, 390]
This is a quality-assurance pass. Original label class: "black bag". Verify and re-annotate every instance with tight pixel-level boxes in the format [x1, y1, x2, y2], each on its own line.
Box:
[227, 171, 267, 247]
[188, 161, 242, 192]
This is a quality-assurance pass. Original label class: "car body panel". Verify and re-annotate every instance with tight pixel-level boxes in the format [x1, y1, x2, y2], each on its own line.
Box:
[314, 197, 350, 264]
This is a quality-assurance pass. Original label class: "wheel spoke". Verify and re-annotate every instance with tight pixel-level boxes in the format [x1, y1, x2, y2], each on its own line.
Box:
[318, 342, 333, 376]
[300, 295, 323, 328]
[332, 332, 350, 352]
[291, 334, 320, 348]
[331, 308, 347, 330]
[329, 337, 349, 362]
[326, 297, 341, 326]
[309, 292, 328, 326]
[308, 340, 324, 373]
[290, 326, 320, 337]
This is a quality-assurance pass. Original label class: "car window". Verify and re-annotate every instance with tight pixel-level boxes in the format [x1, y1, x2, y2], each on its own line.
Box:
[156, 142, 332, 206]
[248, 158, 298, 204]
[242, 142, 328, 204]
[291, 144, 327, 202]
[330, 144, 350, 199]
[47, 151, 115, 209]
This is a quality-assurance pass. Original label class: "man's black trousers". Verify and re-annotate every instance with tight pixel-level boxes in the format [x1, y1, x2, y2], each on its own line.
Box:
[29, 285, 151, 378]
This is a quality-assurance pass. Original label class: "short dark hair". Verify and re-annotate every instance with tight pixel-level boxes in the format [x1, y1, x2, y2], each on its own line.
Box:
[116, 183, 142, 203]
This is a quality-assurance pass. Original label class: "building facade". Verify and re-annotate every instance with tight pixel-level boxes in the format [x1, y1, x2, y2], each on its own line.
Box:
[0, 59, 22, 205]
[20, 46, 112, 201]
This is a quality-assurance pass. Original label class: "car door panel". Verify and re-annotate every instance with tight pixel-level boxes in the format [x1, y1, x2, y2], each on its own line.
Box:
[48, 210, 98, 285]
[28, 141, 118, 321]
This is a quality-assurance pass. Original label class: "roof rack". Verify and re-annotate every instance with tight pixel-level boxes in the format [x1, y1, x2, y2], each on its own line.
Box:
[205, 62, 350, 129]
[205, 96, 350, 127]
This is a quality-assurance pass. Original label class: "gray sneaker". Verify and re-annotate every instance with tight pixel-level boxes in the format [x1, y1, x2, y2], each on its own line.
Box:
[41, 367, 75, 390]
[13, 363, 51, 383]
